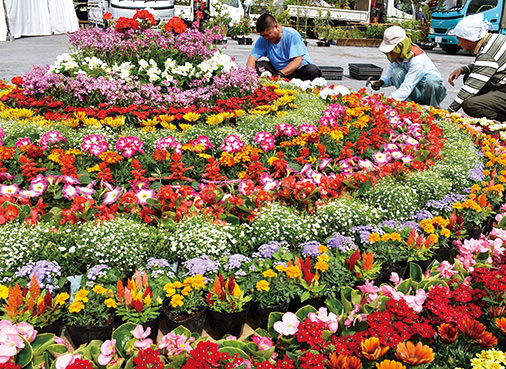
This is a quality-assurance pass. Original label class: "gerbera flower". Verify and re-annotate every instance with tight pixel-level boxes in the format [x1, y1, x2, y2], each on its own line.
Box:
[438, 323, 459, 343]
[395, 341, 434, 366]
[496, 317, 506, 335]
[361, 337, 389, 361]
[375, 360, 406, 369]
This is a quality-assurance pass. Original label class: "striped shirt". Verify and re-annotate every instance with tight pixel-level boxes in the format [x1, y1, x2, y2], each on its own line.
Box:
[449, 33, 506, 112]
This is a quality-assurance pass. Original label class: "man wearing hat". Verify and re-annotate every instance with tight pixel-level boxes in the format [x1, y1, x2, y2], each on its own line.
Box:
[370, 26, 446, 107]
[447, 14, 506, 121]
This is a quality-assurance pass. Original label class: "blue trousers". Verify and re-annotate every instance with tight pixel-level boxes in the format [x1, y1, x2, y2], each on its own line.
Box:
[390, 64, 447, 107]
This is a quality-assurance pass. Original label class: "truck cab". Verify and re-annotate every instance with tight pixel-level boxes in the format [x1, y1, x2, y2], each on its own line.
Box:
[428, 0, 503, 53]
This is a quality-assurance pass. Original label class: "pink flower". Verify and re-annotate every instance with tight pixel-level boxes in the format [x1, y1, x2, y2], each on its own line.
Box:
[254, 131, 275, 152]
[259, 174, 279, 191]
[437, 261, 458, 278]
[53, 336, 70, 348]
[81, 134, 109, 156]
[299, 122, 318, 134]
[15, 137, 32, 148]
[133, 325, 153, 350]
[251, 335, 274, 350]
[98, 339, 116, 365]
[40, 130, 66, 150]
[372, 151, 391, 165]
[136, 189, 156, 205]
[219, 134, 245, 153]
[103, 186, 122, 205]
[357, 280, 379, 303]
[273, 312, 299, 336]
[158, 332, 194, 356]
[389, 272, 403, 286]
[115, 136, 145, 158]
[274, 123, 297, 137]
[62, 184, 77, 200]
[55, 354, 82, 369]
[402, 289, 426, 313]
[0, 320, 25, 364]
[308, 307, 339, 333]
[15, 322, 37, 343]
[0, 184, 19, 196]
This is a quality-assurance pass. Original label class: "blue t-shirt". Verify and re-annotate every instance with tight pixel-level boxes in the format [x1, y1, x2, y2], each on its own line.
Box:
[250, 27, 312, 71]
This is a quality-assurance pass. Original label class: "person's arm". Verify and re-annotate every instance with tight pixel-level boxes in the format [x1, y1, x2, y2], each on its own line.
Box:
[448, 55, 496, 112]
[390, 57, 426, 101]
[281, 56, 302, 77]
[448, 63, 474, 86]
[379, 62, 394, 87]
[247, 55, 257, 69]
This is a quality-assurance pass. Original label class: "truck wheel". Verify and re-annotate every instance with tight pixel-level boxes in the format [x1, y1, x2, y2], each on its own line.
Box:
[441, 44, 460, 54]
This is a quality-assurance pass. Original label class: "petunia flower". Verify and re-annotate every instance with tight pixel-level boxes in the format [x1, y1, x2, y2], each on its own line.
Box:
[136, 189, 156, 205]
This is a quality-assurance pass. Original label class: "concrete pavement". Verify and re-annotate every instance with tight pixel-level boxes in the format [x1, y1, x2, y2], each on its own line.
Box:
[0, 32, 474, 109]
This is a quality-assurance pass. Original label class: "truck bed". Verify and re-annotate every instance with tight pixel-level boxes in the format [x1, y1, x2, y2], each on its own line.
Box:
[286, 5, 369, 23]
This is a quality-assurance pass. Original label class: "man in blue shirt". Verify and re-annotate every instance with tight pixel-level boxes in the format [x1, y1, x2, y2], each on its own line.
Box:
[246, 14, 321, 81]
[370, 26, 446, 107]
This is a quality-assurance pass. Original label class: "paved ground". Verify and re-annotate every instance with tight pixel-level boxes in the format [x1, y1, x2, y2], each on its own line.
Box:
[0, 32, 475, 109]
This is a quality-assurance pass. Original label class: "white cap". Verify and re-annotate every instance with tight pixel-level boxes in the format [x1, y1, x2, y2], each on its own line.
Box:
[379, 26, 406, 53]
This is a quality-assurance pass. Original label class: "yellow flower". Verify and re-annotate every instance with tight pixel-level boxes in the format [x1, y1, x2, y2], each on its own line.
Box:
[164, 287, 176, 298]
[318, 254, 329, 262]
[183, 112, 200, 122]
[93, 285, 107, 295]
[181, 286, 192, 296]
[144, 294, 152, 306]
[277, 111, 287, 118]
[318, 245, 328, 253]
[275, 264, 286, 272]
[369, 233, 381, 243]
[180, 124, 192, 132]
[263, 269, 277, 278]
[87, 164, 100, 173]
[256, 280, 270, 292]
[55, 293, 69, 305]
[190, 275, 206, 290]
[285, 265, 302, 279]
[104, 298, 117, 308]
[267, 156, 278, 165]
[206, 114, 224, 125]
[173, 281, 184, 289]
[0, 285, 8, 299]
[234, 109, 245, 117]
[142, 126, 156, 133]
[66, 149, 82, 156]
[441, 228, 451, 238]
[75, 289, 90, 303]
[170, 294, 184, 308]
[315, 260, 329, 272]
[69, 300, 85, 313]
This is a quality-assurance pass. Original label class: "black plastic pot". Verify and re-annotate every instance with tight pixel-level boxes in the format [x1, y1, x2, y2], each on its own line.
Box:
[206, 306, 249, 340]
[248, 302, 289, 330]
[288, 296, 323, 312]
[434, 247, 455, 263]
[66, 319, 113, 347]
[163, 305, 206, 335]
[36, 318, 64, 336]
[374, 262, 407, 285]
[141, 315, 160, 342]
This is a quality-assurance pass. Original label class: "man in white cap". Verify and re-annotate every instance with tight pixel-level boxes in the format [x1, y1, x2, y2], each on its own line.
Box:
[448, 14, 506, 121]
[370, 25, 446, 107]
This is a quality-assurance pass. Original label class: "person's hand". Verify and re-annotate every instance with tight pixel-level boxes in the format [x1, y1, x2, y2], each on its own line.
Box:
[370, 80, 384, 91]
[448, 67, 465, 87]
[277, 71, 286, 78]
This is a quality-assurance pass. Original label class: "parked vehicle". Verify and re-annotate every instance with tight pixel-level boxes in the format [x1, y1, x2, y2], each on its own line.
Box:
[87, 0, 176, 26]
[174, 0, 244, 24]
[428, 0, 504, 53]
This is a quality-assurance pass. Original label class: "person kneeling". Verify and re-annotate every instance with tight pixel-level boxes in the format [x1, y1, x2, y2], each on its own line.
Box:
[370, 26, 446, 107]
[246, 13, 321, 81]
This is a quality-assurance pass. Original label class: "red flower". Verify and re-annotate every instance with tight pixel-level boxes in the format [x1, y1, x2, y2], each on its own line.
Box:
[133, 9, 156, 28]
[115, 17, 140, 32]
[164, 16, 187, 34]
[11, 76, 23, 86]
[133, 348, 163, 369]
[102, 12, 112, 20]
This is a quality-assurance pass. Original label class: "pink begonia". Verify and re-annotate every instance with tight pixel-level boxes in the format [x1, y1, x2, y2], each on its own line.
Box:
[219, 134, 245, 153]
[357, 280, 379, 303]
[81, 134, 109, 156]
[15, 322, 37, 343]
[115, 136, 145, 158]
[15, 137, 32, 148]
[254, 131, 275, 152]
[273, 312, 299, 336]
[274, 123, 297, 137]
[53, 335, 70, 348]
[377, 285, 426, 313]
[344, 303, 367, 328]
[40, 130, 66, 150]
[98, 339, 116, 366]
[55, 353, 82, 369]
[251, 335, 274, 350]
[158, 332, 194, 356]
[389, 272, 403, 286]
[238, 179, 255, 196]
[0, 320, 26, 363]
[133, 325, 153, 350]
[308, 307, 339, 333]
[437, 261, 458, 279]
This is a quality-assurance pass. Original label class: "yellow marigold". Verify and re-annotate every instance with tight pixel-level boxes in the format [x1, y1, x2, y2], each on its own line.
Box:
[267, 156, 278, 165]
[263, 269, 277, 278]
[55, 292, 69, 305]
[93, 285, 107, 295]
[285, 265, 302, 279]
[369, 233, 381, 243]
[170, 294, 184, 308]
[471, 184, 482, 193]
[197, 153, 212, 159]
[183, 112, 200, 122]
[256, 280, 270, 292]
[426, 234, 438, 246]
[315, 260, 329, 272]
[75, 289, 90, 303]
[87, 164, 100, 173]
[173, 281, 184, 289]
[318, 254, 330, 262]
[219, 152, 236, 167]
[104, 298, 117, 308]
[99, 151, 123, 164]
[69, 300, 85, 313]
[275, 264, 286, 272]
[0, 285, 8, 299]
[318, 245, 328, 253]
[190, 275, 206, 290]
[181, 286, 192, 296]
[206, 114, 224, 125]
[441, 228, 451, 238]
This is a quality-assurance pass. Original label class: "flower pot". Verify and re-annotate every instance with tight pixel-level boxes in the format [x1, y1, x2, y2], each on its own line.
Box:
[434, 247, 455, 263]
[374, 262, 407, 285]
[163, 305, 206, 335]
[248, 302, 289, 330]
[206, 306, 249, 340]
[66, 319, 113, 347]
[36, 318, 64, 336]
[141, 315, 160, 342]
[288, 296, 323, 312]
[316, 41, 330, 47]
[244, 37, 253, 45]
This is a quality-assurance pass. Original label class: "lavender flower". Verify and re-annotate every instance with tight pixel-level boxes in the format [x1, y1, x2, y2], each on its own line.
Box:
[413, 209, 434, 221]
[468, 161, 485, 181]
[183, 255, 219, 276]
[224, 254, 251, 270]
[146, 257, 172, 270]
[327, 233, 357, 253]
[400, 221, 421, 231]
[86, 264, 110, 281]
[15, 260, 62, 293]
[300, 241, 321, 257]
[253, 241, 289, 259]
[381, 220, 398, 229]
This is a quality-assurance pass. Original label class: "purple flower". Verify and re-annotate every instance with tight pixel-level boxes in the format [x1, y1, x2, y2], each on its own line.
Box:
[253, 241, 289, 259]
[300, 241, 321, 257]
[468, 161, 485, 181]
[86, 264, 110, 281]
[327, 233, 357, 253]
[183, 255, 219, 276]
[224, 254, 251, 270]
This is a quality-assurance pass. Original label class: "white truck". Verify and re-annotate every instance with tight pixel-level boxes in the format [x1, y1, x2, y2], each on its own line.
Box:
[174, 0, 245, 25]
[87, 0, 176, 26]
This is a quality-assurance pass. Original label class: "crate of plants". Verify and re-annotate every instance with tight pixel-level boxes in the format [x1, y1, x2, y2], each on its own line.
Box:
[348, 63, 383, 80]
[319, 66, 343, 80]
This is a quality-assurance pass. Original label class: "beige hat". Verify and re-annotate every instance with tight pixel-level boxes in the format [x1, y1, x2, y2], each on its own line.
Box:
[379, 26, 406, 53]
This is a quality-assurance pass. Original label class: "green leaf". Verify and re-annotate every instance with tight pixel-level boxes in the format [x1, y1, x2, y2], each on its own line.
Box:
[47, 344, 68, 355]
[225, 214, 240, 225]
[267, 312, 284, 339]
[171, 325, 192, 337]
[14, 173, 24, 185]
[78, 174, 93, 185]
[251, 347, 275, 361]
[409, 262, 423, 282]
[31, 333, 55, 354]
[166, 353, 187, 369]
[108, 358, 125, 369]
[124, 358, 134, 369]
[300, 291, 310, 302]
[324, 297, 343, 316]
[296, 305, 317, 322]
[396, 279, 412, 294]
[112, 323, 136, 358]
[218, 340, 246, 350]
[219, 347, 249, 360]
[15, 337, 33, 368]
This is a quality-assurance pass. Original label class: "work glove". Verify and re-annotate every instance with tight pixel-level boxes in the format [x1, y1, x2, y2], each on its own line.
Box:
[370, 80, 384, 91]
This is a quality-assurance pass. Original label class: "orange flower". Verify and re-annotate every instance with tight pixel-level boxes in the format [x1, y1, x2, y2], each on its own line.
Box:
[361, 252, 374, 272]
[496, 317, 506, 335]
[395, 341, 434, 366]
[460, 318, 487, 340]
[376, 360, 406, 369]
[476, 331, 497, 348]
[328, 353, 362, 369]
[361, 337, 389, 361]
[438, 323, 459, 343]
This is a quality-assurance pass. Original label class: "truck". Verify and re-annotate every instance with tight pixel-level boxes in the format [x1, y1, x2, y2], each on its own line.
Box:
[285, 0, 416, 25]
[428, 0, 505, 53]
[88, 0, 176, 26]
[174, 0, 245, 24]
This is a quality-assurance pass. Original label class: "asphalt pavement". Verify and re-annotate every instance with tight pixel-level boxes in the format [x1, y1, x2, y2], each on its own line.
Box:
[0, 31, 475, 109]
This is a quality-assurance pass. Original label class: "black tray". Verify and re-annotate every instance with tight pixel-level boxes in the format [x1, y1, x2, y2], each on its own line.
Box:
[348, 63, 383, 80]
[319, 66, 343, 80]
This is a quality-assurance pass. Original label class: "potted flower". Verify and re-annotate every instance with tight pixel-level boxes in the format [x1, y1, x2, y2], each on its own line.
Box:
[115, 271, 163, 341]
[229, 17, 252, 44]
[205, 273, 251, 339]
[66, 285, 115, 347]
[162, 274, 207, 334]
[0, 276, 69, 335]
